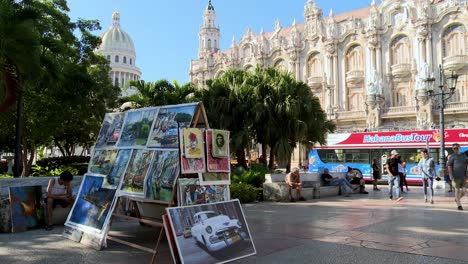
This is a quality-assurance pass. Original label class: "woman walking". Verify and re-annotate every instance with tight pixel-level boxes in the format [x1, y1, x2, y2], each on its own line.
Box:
[399, 158, 409, 192]
[372, 158, 381, 191]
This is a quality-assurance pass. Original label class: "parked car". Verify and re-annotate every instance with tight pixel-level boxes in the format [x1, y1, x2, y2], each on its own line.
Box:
[191, 211, 243, 252]
[182, 227, 192, 238]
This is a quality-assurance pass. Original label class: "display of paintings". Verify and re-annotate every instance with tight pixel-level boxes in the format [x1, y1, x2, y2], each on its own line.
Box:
[179, 130, 205, 174]
[9, 186, 44, 232]
[117, 108, 158, 147]
[120, 149, 155, 195]
[206, 130, 230, 172]
[178, 178, 229, 206]
[166, 200, 256, 264]
[144, 150, 180, 202]
[102, 149, 132, 189]
[88, 149, 118, 175]
[147, 104, 197, 148]
[183, 128, 204, 158]
[163, 214, 181, 264]
[199, 172, 230, 185]
[66, 174, 116, 234]
[211, 129, 229, 157]
[95, 112, 125, 149]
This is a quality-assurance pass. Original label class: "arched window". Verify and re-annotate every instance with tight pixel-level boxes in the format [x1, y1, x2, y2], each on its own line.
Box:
[392, 87, 411, 107]
[208, 39, 212, 49]
[274, 59, 286, 72]
[106, 55, 110, 61]
[243, 45, 251, 58]
[130, 58, 133, 65]
[307, 52, 322, 78]
[123, 56, 127, 64]
[214, 39, 217, 49]
[346, 45, 363, 72]
[391, 35, 410, 65]
[115, 55, 119, 63]
[442, 24, 466, 57]
[244, 65, 253, 71]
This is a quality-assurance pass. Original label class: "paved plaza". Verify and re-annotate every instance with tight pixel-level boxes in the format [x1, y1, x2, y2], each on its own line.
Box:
[1, 186, 468, 264]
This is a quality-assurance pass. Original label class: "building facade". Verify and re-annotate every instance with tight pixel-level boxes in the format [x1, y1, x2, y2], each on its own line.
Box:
[190, 0, 468, 133]
[96, 12, 141, 92]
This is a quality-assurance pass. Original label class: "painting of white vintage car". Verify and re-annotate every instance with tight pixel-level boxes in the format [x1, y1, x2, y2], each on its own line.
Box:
[191, 211, 243, 252]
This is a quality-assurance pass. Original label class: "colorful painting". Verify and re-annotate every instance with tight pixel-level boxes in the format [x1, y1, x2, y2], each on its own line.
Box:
[147, 104, 197, 148]
[66, 174, 116, 233]
[183, 128, 204, 158]
[144, 150, 180, 202]
[206, 130, 230, 172]
[179, 130, 205, 174]
[117, 108, 158, 147]
[103, 149, 132, 189]
[88, 149, 118, 175]
[166, 200, 256, 264]
[178, 178, 229, 206]
[199, 172, 230, 185]
[212, 129, 229, 157]
[9, 186, 44, 232]
[120, 149, 154, 195]
[95, 112, 125, 149]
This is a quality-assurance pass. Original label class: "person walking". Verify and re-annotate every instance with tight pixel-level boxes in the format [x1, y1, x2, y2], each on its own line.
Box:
[372, 159, 381, 191]
[447, 143, 467, 210]
[386, 150, 403, 201]
[418, 149, 435, 204]
[445, 155, 454, 193]
[399, 158, 409, 192]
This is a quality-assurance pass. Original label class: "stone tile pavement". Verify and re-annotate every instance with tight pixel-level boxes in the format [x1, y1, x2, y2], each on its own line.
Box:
[1, 186, 467, 263]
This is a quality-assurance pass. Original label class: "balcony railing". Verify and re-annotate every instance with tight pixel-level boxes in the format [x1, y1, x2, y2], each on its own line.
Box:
[382, 106, 416, 117]
[345, 70, 364, 85]
[443, 54, 468, 71]
[307, 76, 323, 88]
[390, 63, 411, 79]
[336, 110, 366, 119]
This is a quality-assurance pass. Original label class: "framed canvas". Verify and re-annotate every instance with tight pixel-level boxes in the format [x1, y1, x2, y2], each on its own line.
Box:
[163, 214, 181, 264]
[166, 199, 256, 264]
[147, 104, 197, 148]
[178, 178, 229, 206]
[211, 129, 229, 157]
[9, 186, 44, 232]
[117, 108, 159, 147]
[120, 149, 155, 195]
[102, 149, 132, 189]
[88, 149, 118, 175]
[95, 112, 125, 149]
[183, 128, 204, 158]
[206, 130, 230, 172]
[179, 129, 205, 174]
[65, 174, 116, 235]
[144, 150, 180, 202]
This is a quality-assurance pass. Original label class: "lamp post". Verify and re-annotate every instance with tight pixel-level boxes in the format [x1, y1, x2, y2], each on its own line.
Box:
[424, 64, 458, 178]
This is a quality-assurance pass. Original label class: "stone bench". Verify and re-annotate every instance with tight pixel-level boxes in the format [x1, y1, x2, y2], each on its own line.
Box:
[263, 172, 360, 201]
[0, 176, 83, 232]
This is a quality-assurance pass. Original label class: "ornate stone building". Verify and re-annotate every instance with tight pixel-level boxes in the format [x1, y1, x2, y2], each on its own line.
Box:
[96, 12, 141, 92]
[190, 0, 468, 132]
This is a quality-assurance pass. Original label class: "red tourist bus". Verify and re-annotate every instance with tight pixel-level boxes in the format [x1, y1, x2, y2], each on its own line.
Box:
[308, 128, 468, 183]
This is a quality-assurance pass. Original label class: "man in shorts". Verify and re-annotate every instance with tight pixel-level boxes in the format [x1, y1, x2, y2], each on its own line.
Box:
[447, 143, 467, 210]
[285, 167, 306, 202]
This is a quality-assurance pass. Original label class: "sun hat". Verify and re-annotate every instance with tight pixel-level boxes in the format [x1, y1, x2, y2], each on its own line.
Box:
[390, 150, 398, 155]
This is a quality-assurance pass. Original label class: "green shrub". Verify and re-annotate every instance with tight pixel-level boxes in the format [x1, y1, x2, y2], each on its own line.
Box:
[31, 164, 80, 176]
[36, 156, 90, 169]
[0, 174, 13, 178]
[230, 182, 258, 203]
[232, 163, 267, 188]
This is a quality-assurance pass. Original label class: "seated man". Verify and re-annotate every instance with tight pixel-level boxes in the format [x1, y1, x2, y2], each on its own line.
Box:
[346, 167, 368, 194]
[44, 171, 75, 230]
[285, 167, 306, 202]
[321, 168, 357, 197]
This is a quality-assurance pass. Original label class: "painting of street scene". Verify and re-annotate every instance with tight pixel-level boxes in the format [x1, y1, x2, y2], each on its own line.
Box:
[9, 186, 44, 232]
[67, 174, 116, 233]
[178, 178, 229, 206]
[166, 200, 256, 264]
[121, 149, 154, 195]
[103, 149, 132, 189]
[117, 108, 158, 147]
[145, 150, 180, 201]
[206, 130, 230, 172]
[94, 112, 125, 149]
[147, 104, 197, 148]
[88, 149, 118, 175]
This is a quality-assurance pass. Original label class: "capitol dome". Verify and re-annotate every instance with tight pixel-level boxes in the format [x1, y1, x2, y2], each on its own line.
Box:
[96, 11, 141, 89]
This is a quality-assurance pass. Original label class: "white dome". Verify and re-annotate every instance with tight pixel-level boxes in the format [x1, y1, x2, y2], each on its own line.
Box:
[99, 12, 135, 53]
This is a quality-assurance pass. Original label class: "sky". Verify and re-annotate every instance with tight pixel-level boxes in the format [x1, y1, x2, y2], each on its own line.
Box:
[67, 0, 375, 84]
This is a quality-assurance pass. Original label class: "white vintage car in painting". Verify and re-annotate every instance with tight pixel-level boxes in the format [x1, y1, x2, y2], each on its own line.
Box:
[191, 211, 243, 252]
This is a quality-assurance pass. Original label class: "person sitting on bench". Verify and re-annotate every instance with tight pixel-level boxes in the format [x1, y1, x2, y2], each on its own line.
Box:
[285, 167, 306, 202]
[321, 168, 357, 197]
